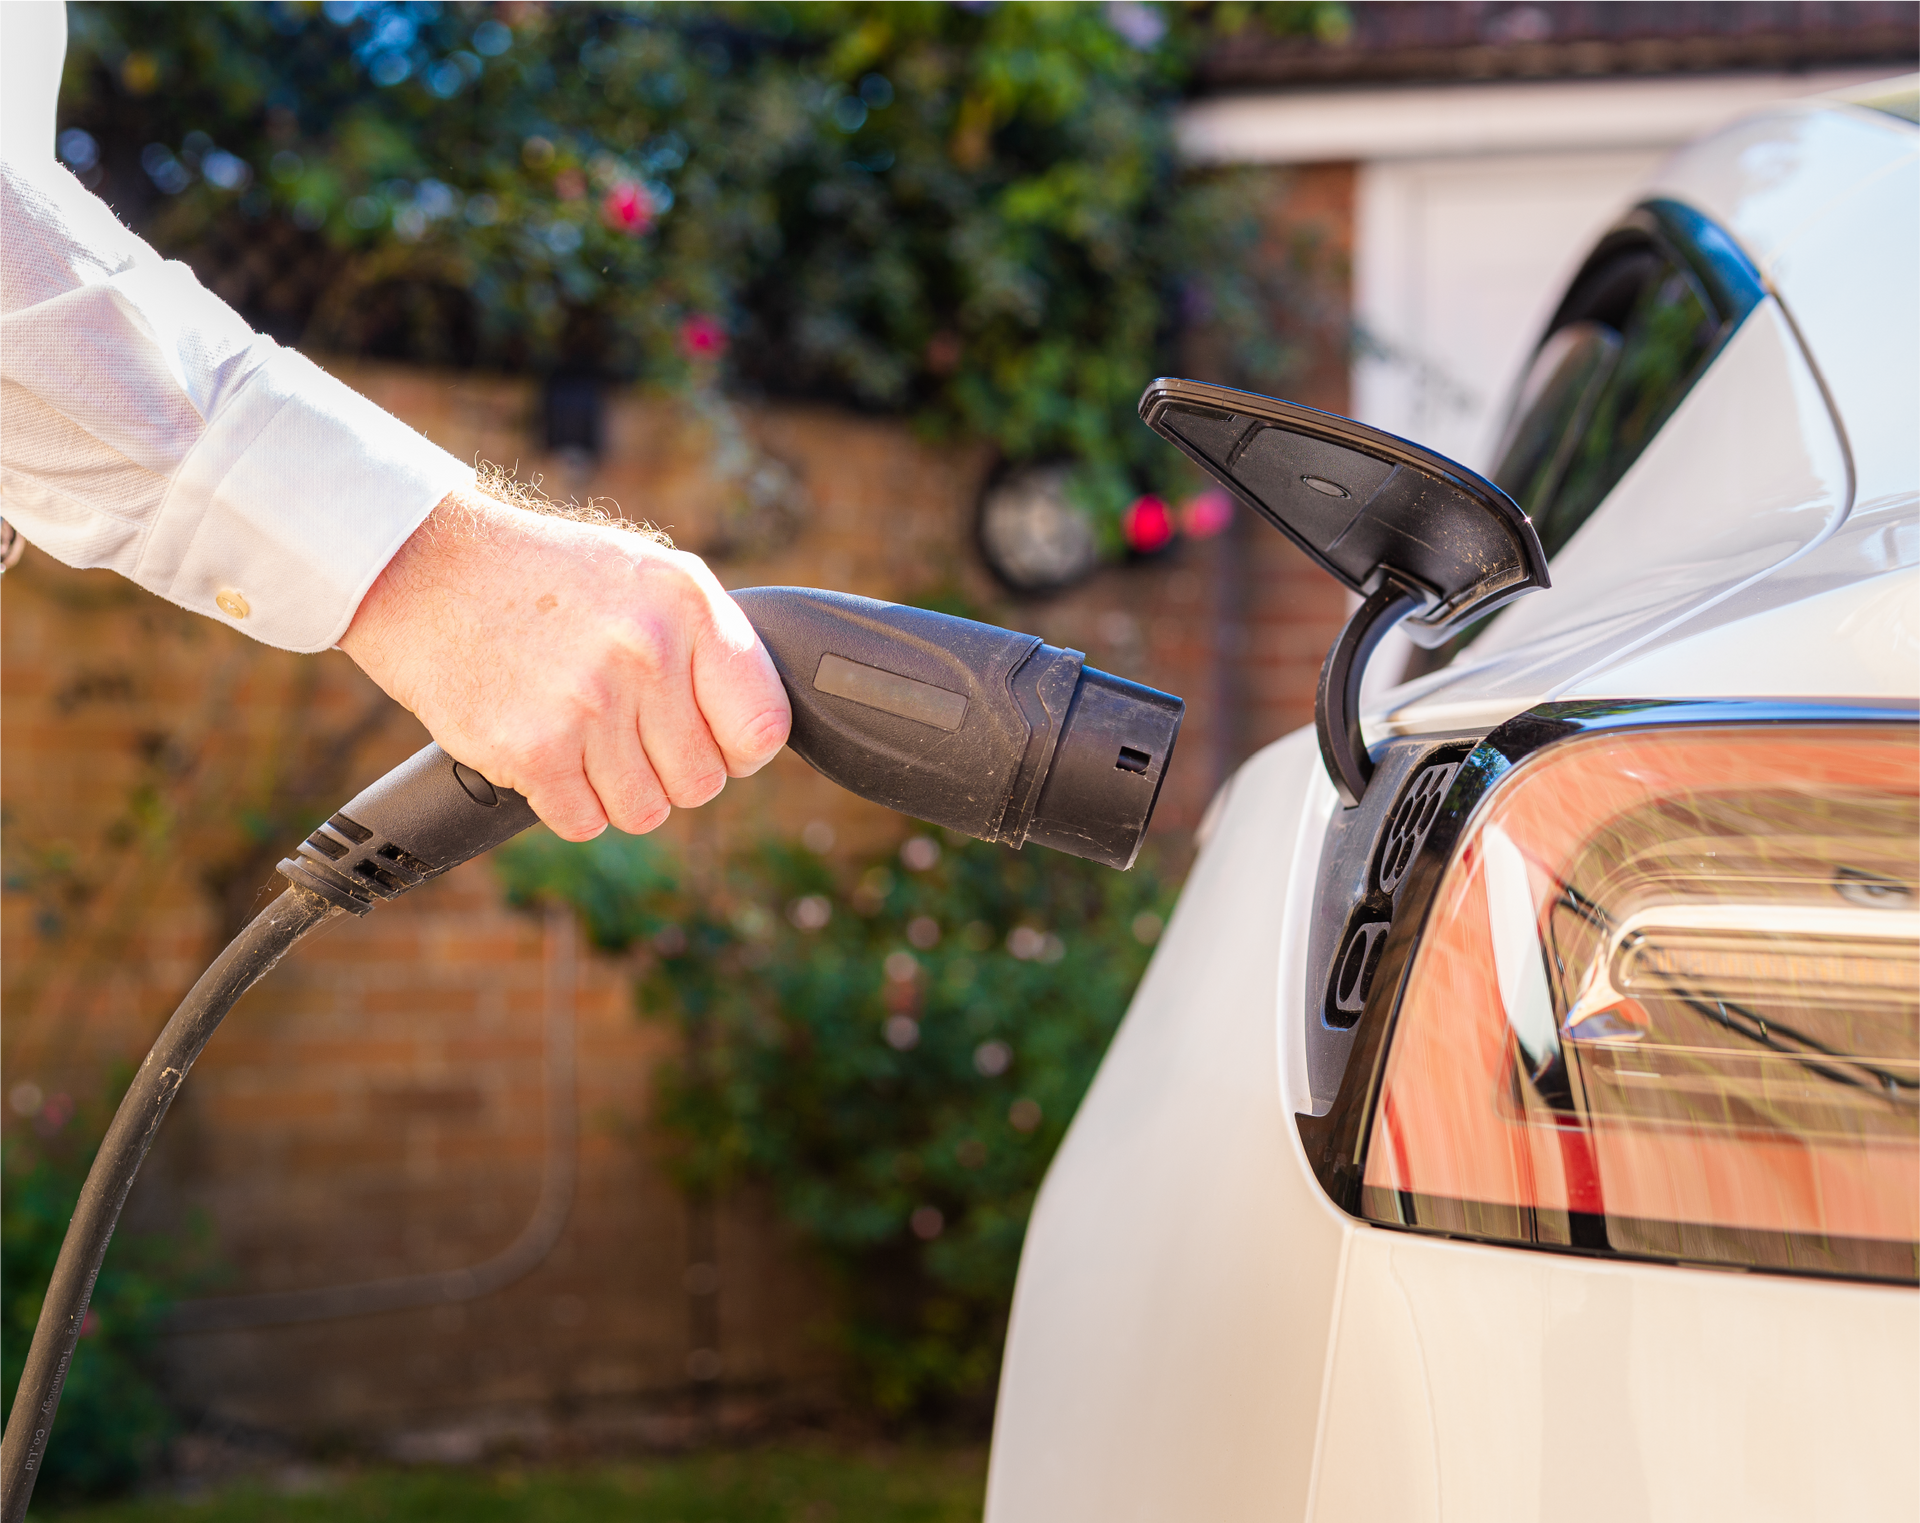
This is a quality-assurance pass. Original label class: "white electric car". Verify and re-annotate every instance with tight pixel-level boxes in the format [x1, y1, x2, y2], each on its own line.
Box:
[987, 81, 1919, 1520]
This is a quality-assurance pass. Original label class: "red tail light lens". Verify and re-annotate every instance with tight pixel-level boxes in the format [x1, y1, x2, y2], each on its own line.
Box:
[1363, 725, 1918, 1281]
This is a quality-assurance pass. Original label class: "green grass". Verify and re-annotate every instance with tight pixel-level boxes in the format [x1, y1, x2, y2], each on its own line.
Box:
[41, 1441, 986, 1523]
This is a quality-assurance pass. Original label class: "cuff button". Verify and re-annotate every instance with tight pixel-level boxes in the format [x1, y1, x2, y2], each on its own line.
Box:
[215, 589, 251, 619]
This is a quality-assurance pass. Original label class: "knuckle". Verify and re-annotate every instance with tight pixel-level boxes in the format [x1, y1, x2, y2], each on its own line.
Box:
[509, 728, 578, 787]
[610, 618, 676, 683]
[595, 761, 669, 836]
[731, 705, 792, 766]
[670, 558, 729, 624]
[558, 677, 617, 727]
[616, 799, 672, 835]
[665, 768, 727, 809]
[666, 545, 715, 588]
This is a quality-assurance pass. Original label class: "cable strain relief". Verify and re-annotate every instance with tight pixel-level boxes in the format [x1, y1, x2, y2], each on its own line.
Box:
[277, 857, 375, 916]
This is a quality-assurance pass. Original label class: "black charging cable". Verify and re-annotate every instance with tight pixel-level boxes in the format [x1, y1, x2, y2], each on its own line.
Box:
[0, 589, 1183, 1519]
[0, 887, 341, 1518]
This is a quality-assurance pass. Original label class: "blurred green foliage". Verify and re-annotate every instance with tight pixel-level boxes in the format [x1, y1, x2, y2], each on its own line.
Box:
[47, 1442, 987, 1523]
[498, 825, 1172, 1418]
[1, 1087, 203, 1501]
[59, 1, 1342, 530]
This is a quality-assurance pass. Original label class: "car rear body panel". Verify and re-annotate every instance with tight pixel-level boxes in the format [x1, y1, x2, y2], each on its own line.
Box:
[985, 728, 1344, 1522]
[987, 89, 1919, 1521]
[1315, 1228, 1920, 1522]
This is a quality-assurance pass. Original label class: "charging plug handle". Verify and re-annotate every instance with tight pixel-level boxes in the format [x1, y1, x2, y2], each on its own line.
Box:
[279, 746, 540, 914]
[281, 587, 1184, 911]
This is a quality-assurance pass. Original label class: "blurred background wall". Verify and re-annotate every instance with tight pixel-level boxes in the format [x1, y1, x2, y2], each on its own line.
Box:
[4, 0, 1914, 1472]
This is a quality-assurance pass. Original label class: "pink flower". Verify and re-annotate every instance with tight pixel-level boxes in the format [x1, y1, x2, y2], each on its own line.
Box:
[678, 313, 727, 361]
[1179, 487, 1233, 539]
[33, 1091, 72, 1138]
[601, 181, 654, 235]
[1121, 494, 1174, 554]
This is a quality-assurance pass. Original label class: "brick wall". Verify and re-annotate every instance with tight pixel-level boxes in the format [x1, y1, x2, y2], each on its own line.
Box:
[0, 164, 1353, 1453]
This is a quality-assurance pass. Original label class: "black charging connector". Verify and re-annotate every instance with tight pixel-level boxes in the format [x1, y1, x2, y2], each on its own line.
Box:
[737, 588, 1181, 870]
[275, 589, 1183, 911]
[0, 587, 1184, 1518]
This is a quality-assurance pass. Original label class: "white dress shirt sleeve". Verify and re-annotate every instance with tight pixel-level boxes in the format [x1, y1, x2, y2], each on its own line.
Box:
[0, 6, 472, 653]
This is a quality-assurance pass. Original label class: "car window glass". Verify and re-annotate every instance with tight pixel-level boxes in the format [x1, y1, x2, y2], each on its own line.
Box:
[1487, 320, 1622, 528]
[1491, 252, 1720, 562]
[1403, 204, 1763, 681]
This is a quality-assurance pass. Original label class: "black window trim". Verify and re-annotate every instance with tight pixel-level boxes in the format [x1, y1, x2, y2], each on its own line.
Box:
[1406, 199, 1770, 681]
[1542, 197, 1767, 350]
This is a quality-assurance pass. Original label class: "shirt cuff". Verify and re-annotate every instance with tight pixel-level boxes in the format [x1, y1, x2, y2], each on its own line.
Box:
[139, 346, 474, 653]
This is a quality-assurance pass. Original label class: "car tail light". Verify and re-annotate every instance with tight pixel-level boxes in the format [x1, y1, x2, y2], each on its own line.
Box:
[1361, 724, 1918, 1281]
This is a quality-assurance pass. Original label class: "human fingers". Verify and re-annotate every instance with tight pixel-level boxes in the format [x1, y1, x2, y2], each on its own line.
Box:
[503, 729, 611, 843]
[594, 588, 731, 810]
[687, 574, 791, 776]
[633, 669, 730, 811]
[583, 704, 675, 834]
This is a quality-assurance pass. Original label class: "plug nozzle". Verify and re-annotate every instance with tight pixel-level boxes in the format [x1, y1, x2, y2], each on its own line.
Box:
[1023, 667, 1182, 869]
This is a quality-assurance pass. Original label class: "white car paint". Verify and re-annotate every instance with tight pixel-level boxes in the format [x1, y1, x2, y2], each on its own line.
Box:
[987, 86, 1920, 1521]
[1315, 1230, 1917, 1522]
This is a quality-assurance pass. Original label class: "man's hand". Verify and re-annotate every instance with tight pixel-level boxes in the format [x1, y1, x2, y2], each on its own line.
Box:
[340, 488, 791, 841]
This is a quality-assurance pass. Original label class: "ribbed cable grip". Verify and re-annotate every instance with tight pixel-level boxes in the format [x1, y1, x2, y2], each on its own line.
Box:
[278, 744, 539, 914]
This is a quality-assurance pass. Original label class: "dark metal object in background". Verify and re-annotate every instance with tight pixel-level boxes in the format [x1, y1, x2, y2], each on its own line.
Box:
[543, 372, 605, 479]
[1139, 378, 1548, 804]
[975, 462, 1103, 596]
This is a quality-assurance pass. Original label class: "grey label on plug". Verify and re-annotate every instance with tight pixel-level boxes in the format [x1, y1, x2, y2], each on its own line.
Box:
[813, 653, 968, 732]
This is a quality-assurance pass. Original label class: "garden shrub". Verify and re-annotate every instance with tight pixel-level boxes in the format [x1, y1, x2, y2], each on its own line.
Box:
[59, 0, 1340, 536]
[498, 824, 1173, 1418]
